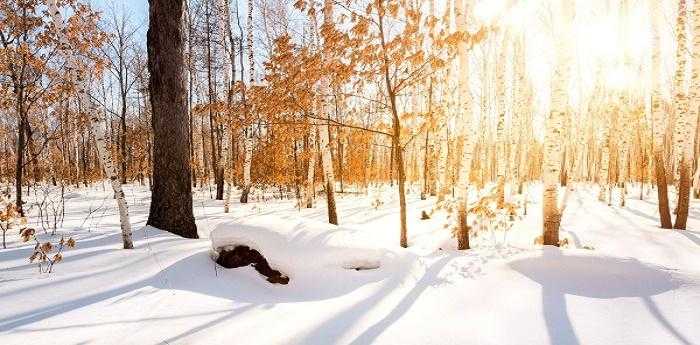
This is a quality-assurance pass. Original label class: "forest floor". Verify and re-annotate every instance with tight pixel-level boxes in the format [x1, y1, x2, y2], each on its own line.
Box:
[1, 183, 699, 345]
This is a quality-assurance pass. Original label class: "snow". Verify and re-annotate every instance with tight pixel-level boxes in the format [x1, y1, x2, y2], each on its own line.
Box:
[1, 183, 700, 345]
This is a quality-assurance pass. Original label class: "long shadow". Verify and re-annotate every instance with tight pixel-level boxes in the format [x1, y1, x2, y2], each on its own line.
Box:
[676, 230, 700, 247]
[10, 308, 248, 334]
[621, 207, 661, 224]
[347, 255, 453, 344]
[642, 296, 693, 345]
[0, 251, 262, 332]
[159, 304, 256, 344]
[509, 247, 683, 345]
[294, 254, 443, 344]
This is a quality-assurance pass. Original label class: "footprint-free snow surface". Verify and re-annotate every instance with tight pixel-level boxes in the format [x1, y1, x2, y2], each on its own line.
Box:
[1, 184, 699, 344]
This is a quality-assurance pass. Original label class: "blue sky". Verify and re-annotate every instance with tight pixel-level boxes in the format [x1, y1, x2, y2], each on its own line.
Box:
[91, 0, 148, 24]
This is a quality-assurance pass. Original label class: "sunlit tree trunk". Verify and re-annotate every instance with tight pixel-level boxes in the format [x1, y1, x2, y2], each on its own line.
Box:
[146, 0, 198, 238]
[598, 101, 611, 203]
[651, 0, 673, 229]
[455, 0, 475, 250]
[318, 114, 338, 224]
[49, 0, 133, 248]
[542, 0, 571, 246]
[316, 0, 338, 225]
[617, 97, 633, 207]
[240, 0, 254, 204]
[495, 33, 508, 209]
[305, 127, 317, 208]
[674, 0, 697, 229]
[221, 0, 236, 212]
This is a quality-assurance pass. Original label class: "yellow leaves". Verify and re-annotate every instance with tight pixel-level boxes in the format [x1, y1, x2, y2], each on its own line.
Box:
[408, 50, 424, 66]
[293, 0, 307, 11]
[387, 2, 399, 17]
[40, 241, 53, 253]
[352, 18, 370, 37]
[469, 204, 496, 219]
[20, 228, 35, 242]
[52, 253, 63, 264]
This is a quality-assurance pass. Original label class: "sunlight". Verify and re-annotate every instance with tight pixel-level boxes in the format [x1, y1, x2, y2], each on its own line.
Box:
[2, 0, 700, 343]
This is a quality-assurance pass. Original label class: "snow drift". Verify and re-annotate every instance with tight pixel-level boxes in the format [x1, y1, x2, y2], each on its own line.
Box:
[209, 215, 411, 285]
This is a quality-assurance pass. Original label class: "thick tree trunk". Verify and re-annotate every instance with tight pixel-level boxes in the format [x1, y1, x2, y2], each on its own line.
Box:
[654, 153, 673, 228]
[146, 0, 197, 239]
[650, 0, 673, 229]
[674, 158, 691, 229]
[455, 0, 473, 250]
[542, 1, 571, 246]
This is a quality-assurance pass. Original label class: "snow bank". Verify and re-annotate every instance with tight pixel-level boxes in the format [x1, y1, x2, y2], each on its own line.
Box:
[209, 215, 408, 283]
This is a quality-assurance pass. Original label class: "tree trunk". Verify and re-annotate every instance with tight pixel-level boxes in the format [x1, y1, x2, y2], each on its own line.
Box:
[49, 0, 134, 248]
[14, 95, 25, 216]
[377, 4, 407, 247]
[305, 127, 317, 208]
[651, 0, 673, 229]
[542, 1, 571, 246]
[146, 0, 197, 239]
[455, 0, 474, 250]
[674, 158, 691, 229]
[421, 129, 429, 200]
[318, 116, 338, 224]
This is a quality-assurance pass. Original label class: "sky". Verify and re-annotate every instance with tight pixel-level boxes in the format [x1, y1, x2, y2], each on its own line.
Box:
[91, 0, 148, 26]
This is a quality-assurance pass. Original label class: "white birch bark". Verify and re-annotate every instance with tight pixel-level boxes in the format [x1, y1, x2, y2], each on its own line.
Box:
[617, 99, 632, 207]
[455, 0, 476, 249]
[305, 126, 317, 208]
[315, 0, 338, 224]
[691, 0, 700, 196]
[240, 0, 255, 203]
[542, 0, 570, 246]
[598, 101, 611, 203]
[651, 0, 668, 169]
[218, 0, 234, 212]
[49, 0, 132, 249]
[241, 129, 253, 202]
[673, 0, 691, 172]
[495, 33, 508, 208]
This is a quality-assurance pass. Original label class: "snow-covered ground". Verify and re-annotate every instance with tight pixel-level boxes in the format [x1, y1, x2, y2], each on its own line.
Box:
[1, 183, 699, 345]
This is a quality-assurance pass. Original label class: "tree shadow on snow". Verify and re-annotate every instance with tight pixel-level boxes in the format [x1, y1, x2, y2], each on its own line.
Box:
[509, 247, 690, 345]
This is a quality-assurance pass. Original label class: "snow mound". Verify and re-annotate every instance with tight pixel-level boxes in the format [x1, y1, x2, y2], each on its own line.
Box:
[210, 215, 403, 282]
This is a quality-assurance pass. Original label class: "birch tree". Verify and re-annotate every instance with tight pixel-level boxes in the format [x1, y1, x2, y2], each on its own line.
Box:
[673, 0, 694, 229]
[542, 0, 571, 246]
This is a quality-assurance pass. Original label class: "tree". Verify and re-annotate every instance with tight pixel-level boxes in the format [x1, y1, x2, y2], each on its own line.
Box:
[651, 0, 673, 229]
[672, 0, 694, 230]
[146, 0, 198, 238]
[101, 4, 142, 184]
[542, 0, 572, 246]
[454, 0, 478, 250]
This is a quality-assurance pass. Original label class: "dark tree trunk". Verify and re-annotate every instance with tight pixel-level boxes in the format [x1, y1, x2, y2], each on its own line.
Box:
[654, 153, 672, 229]
[674, 158, 691, 229]
[146, 0, 198, 239]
